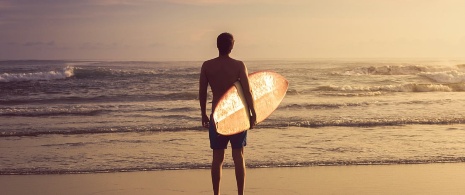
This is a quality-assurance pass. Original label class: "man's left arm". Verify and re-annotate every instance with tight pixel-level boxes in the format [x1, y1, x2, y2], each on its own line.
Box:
[238, 62, 256, 129]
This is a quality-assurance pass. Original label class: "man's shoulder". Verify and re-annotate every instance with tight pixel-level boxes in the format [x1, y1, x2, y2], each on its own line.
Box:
[203, 57, 217, 63]
[204, 57, 243, 63]
[202, 57, 244, 71]
[202, 58, 219, 66]
[228, 57, 244, 64]
[208, 58, 244, 64]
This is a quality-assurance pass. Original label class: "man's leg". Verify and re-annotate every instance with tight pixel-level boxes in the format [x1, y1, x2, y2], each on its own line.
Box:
[212, 149, 225, 195]
[232, 148, 245, 195]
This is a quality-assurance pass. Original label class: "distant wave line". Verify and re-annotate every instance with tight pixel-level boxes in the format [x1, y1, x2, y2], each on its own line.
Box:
[283, 117, 465, 128]
[0, 126, 205, 137]
[339, 64, 462, 76]
[0, 92, 202, 105]
[0, 66, 200, 83]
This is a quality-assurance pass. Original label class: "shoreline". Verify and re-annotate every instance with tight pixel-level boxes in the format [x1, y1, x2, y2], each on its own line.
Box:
[2, 163, 465, 195]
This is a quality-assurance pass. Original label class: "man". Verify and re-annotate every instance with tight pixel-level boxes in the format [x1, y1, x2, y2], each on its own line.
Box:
[199, 32, 256, 195]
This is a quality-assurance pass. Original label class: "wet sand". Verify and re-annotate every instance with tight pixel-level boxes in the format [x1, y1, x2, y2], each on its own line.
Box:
[2, 163, 465, 195]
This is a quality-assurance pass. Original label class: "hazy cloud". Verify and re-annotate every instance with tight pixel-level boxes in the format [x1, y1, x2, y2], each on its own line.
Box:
[2, 41, 18, 45]
[0, 0, 151, 8]
[79, 42, 130, 50]
[0, 0, 153, 27]
[23, 41, 55, 47]
[163, 0, 304, 5]
[149, 43, 163, 48]
[0, 1, 11, 9]
[1, 0, 464, 60]
[93, 0, 151, 6]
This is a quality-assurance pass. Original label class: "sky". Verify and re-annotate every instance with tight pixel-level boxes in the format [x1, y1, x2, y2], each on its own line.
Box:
[0, 0, 464, 60]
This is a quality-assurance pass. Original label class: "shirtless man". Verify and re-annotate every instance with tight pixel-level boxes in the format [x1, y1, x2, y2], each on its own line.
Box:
[199, 32, 256, 195]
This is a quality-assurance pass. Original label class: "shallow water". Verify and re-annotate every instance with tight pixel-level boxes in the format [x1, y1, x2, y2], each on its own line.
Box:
[2, 125, 465, 174]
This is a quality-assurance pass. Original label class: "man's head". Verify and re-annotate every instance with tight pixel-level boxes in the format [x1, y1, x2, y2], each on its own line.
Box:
[217, 32, 234, 55]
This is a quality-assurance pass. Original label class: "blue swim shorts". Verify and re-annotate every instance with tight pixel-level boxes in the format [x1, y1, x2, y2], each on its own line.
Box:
[209, 116, 247, 150]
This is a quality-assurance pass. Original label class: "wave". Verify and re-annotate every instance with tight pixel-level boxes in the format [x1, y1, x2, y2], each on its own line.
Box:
[72, 66, 199, 80]
[3, 116, 465, 137]
[0, 66, 74, 82]
[0, 125, 204, 137]
[282, 99, 453, 111]
[282, 117, 465, 128]
[0, 91, 201, 105]
[315, 83, 465, 93]
[419, 70, 465, 83]
[282, 102, 369, 110]
[0, 105, 198, 117]
[340, 65, 434, 75]
[0, 107, 106, 117]
[0, 65, 199, 82]
[165, 107, 199, 112]
[2, 158, 465, 175]
[338, 63, 465, 76]
[338, 64, 465, 84]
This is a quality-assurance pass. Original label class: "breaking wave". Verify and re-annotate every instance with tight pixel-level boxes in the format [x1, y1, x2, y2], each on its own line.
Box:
[3, 116, 465, 137]
[0, 66, 74, 82]
[419, 70, 465, 83]
[340, 64, 465, 84]
[315, 83, 465, 93]
[2, 157, 465, 175]
[282, 117, 465, 128]
[340, 65, 434, 75]
[0, 125, 203, 137]
[0, 107, 106, 117]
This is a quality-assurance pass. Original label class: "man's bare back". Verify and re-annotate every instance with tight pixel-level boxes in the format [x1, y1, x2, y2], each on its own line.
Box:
[199, 54, 256, 130]
[199, 56, 250, 109]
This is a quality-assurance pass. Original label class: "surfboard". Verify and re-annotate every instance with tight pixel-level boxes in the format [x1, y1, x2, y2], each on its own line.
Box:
[212, 71, 288, 135]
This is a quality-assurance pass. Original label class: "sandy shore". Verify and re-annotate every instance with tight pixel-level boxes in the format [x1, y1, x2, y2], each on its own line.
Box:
[2, 163, 465, 195]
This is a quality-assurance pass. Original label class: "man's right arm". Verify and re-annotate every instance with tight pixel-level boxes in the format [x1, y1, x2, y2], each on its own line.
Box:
[199, 63, 209, 128]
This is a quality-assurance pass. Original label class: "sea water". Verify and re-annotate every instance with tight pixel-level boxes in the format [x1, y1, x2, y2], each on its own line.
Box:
[1, 59, 465, 174]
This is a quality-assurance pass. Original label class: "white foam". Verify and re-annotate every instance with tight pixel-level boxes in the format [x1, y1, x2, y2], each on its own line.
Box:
[419, 70, 465, 83]
[342, 65, 431, 75]
[0, 66, 74, 82]
[317, 83, 457, 93]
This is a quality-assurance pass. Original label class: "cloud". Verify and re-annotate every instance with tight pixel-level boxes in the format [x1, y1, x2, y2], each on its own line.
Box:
[0, 1, 12, 9]
[163, 0, 304, 5]
[23, 41, 55, 47]
[79, 42, 130, 50]
[166, 0, 230, 5]
[1, 0, 150, 8]
[0, 19, 8, 25]
[92, 0, 150, 6]
[1, 41, 18, 46]
[0, 0, 146, 26]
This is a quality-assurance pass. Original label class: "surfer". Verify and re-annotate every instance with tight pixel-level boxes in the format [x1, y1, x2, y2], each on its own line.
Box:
[199, 32, 256, 195]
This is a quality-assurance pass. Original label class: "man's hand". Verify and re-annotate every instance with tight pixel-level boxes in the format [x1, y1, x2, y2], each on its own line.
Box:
[249, 109, 257, 129]
[202, 114, 210, 129]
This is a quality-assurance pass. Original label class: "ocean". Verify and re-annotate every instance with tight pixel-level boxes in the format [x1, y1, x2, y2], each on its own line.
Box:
[1, 59, 465, 175]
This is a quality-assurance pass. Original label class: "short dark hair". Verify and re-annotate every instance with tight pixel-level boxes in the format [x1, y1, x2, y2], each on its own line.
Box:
[217, 32, 234, 55]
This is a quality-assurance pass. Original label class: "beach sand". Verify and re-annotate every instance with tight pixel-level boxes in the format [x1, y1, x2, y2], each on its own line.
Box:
[2, 163, 465, 195]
